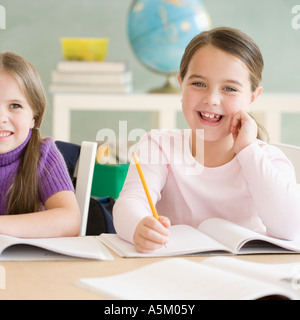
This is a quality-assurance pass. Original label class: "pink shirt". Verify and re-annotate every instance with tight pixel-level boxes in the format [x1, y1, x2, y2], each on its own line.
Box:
[113, 130, 300, 244]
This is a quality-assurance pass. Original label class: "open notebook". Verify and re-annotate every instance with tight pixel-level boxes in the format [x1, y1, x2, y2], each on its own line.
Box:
[0, 235, 114, 261]
[77, 257, 300, 300]
[100, 218, 300, 257]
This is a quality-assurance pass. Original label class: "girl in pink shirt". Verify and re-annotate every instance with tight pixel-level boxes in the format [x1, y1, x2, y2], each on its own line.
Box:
[113, 27, 300, 253]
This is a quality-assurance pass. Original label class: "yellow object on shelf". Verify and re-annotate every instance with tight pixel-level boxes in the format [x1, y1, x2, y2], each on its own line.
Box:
[61, 38, 108, 61]
[96, 145, 109, 163]
[96, 145, 117, 165]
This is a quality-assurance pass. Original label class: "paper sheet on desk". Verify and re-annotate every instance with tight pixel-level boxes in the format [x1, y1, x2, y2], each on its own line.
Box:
[76, 257, 300, 300]
[0, 235, 114, 261]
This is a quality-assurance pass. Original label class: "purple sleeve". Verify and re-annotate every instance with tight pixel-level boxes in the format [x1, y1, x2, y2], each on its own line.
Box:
[38, 138, 75, 204]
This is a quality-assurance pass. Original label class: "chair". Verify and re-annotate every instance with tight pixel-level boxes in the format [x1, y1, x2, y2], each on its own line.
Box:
[75, 142, 98, 236]
[272, 143, 300, 184]
[56, 141, 97, 236]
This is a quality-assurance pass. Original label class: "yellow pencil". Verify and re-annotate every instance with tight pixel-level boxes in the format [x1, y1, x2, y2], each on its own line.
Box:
[132, 152, 160, 220]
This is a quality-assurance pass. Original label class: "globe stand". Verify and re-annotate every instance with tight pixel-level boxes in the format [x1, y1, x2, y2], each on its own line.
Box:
[150, 75, 181, 94]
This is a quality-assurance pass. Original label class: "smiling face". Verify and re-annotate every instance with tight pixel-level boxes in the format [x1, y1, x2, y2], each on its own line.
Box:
[178, 44, 262, 143]
[0, 72, 35, 154]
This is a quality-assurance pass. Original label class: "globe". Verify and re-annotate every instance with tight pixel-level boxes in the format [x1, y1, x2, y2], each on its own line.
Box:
[128, 0, 211, 92]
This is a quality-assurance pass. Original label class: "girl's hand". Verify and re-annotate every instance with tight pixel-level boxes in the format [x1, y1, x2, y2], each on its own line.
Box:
[230, 111, 258, 154]
[133, 216, 171, 253]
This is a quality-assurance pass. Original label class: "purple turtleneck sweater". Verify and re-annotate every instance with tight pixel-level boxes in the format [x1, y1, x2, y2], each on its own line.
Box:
[0, 131, 74, 215]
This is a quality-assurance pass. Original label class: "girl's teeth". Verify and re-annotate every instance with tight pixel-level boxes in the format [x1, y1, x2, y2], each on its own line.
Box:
[201, 112, 220, 119]
[0, 132, 11, 137]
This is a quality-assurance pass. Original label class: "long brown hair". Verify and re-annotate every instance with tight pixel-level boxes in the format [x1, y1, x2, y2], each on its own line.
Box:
[179, 27, 268, 141]
[0, 52, 47, 214]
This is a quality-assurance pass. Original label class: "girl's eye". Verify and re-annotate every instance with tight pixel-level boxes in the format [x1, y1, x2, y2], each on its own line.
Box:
[9, 104, 21, 109]
[224, 87, 237, 92]
[192, 82, 205, 88]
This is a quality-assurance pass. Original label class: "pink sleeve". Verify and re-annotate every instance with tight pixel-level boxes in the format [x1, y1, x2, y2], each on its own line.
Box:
[113, 134, 169, 244]
[237, 143, 300, 240]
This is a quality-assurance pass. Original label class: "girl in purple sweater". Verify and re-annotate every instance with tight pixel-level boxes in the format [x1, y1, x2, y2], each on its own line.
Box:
[0, 52, 80, 238]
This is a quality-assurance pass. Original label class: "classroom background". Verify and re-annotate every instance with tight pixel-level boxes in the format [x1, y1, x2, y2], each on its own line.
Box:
[0, 0, 299, 146]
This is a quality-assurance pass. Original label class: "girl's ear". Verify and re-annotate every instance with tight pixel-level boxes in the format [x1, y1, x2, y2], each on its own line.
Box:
[177, 74, 182, 87]
[30, 117, 35, 129]
[250, 86, 263, 105]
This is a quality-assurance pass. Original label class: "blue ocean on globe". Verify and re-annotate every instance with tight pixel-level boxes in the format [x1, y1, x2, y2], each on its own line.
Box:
[128, 0, 211, 75]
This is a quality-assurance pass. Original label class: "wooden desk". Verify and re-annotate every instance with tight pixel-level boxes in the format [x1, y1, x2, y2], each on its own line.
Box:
[0, 252, 300, 300]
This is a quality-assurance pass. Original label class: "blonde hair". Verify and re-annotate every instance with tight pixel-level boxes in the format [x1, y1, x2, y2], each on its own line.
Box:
[179, 27, 268, 140]
[0, 52, 47, 214]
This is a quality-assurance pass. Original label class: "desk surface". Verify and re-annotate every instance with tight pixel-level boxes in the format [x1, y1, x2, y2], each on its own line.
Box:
[1, 252, 300, 300]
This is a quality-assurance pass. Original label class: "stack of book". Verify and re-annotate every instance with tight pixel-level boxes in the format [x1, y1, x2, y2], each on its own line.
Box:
[49, 60, 133, 94]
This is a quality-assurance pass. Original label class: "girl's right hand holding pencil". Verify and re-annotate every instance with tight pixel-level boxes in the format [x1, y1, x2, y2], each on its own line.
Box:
[133, 216, 171, 253]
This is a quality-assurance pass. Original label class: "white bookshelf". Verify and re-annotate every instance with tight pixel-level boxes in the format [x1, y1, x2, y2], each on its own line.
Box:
[51, 91, 300, 143]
